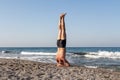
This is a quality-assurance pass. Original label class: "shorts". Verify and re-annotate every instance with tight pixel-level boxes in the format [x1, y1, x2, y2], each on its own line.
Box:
[57, 39, 66, 48]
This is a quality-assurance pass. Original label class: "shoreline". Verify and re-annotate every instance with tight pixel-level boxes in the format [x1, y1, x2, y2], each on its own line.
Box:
[0, 58, 120, 80]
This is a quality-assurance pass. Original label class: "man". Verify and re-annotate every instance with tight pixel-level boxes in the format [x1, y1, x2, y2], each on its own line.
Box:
[56, 13, 70, 67]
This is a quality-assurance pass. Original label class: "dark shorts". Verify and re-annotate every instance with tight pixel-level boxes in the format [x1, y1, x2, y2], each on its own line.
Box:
[57, 39, 66, 48]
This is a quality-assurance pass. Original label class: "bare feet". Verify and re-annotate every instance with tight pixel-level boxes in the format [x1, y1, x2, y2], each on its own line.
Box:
[60, 13, 66, 18]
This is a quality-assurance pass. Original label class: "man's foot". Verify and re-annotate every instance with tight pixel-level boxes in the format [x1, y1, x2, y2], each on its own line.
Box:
[60, 13, 66, 18]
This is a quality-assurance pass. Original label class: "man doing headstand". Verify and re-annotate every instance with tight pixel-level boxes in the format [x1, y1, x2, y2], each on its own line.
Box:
[56, 13, 70, 67]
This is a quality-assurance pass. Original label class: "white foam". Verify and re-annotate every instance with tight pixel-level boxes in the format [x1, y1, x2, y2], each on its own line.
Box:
[84, 51, 120, 59]
[21, 51, 56, 55]
[84, 65, 98, 68]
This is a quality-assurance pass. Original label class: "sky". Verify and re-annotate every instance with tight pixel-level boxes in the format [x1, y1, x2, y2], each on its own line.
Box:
[0, 0, 120, 47]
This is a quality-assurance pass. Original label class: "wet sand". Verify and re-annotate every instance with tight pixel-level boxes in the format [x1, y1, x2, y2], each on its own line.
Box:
[0, 58, 120, 80]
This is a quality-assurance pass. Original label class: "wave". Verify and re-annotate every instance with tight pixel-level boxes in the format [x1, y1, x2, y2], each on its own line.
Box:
[21, 51, 56, 55]
[2, 50, 120, 59]
[1, 50, 13, 53]
[21, 51, 72, 56]
[84, 65, 98, 68]
[72, 51, 120, 59]
[72, 52, 88, 55]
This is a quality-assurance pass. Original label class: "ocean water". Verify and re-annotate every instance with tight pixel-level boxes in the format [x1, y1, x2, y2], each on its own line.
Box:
[0, 47, 120, 71]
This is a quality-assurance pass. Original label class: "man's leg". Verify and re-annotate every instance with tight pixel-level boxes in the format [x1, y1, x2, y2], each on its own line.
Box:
[61, 13, 66, 40]
[60, 13, 70, 66]
[57, 16, 62, 40]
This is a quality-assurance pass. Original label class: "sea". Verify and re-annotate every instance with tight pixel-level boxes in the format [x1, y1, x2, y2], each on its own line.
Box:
[0, 47, 120, 71]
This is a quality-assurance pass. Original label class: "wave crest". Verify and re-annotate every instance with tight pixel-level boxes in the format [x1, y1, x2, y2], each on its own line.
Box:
[85, 51, 120, 59]
[21, 51, 56, 55]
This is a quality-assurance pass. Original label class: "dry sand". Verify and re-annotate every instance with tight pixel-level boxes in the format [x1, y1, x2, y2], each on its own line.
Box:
[0, 58, 120, 80]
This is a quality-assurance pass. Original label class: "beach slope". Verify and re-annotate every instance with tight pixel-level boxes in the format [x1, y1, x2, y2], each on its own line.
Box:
[0, 58, 120, 80]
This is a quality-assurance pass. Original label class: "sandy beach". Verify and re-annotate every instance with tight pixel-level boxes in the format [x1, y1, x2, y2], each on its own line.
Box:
[0, 58, 119, 80]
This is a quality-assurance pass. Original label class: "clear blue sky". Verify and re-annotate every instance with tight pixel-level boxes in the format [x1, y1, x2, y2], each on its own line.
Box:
[0, 0, 120, 47]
